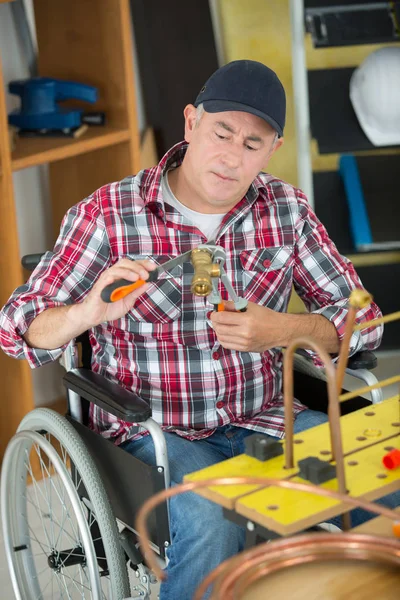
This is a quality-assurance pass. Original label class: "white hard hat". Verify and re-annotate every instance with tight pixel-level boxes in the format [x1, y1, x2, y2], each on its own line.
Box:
[350, 46, 400, 146]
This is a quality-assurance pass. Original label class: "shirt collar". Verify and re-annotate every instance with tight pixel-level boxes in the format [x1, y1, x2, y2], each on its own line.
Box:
[140, 140, 267, 212]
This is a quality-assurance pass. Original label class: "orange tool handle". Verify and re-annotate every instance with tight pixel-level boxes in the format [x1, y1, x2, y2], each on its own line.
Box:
[214, 303, 225, 312]
[101, 278, 146, 303]
[213, 303, 247, 312]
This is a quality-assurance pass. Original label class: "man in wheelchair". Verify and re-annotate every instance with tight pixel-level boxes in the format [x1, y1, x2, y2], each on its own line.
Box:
[1, 60, 398, 599]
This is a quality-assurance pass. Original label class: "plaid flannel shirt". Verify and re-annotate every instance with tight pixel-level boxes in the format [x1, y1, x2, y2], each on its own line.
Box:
[0, 141, 383, 444]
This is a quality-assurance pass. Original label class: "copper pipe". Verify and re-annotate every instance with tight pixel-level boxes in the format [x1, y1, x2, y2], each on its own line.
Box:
[134, 476, 400, 584]
[283, 336, 347, 507]
[336, 289, 372, 394]
[339, 374, 400, 402]
[199, 532, 400, 600]
[336, 304, 357, 393]
[211, 533, 400, 599]
[354, 310, 400, 331]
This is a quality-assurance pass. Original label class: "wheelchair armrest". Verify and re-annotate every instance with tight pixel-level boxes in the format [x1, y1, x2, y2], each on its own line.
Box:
[63, 368, 152, 422]
[296, 348, 377, 371]
[346, 350, 377, 370]
[21, 252, 46, 272]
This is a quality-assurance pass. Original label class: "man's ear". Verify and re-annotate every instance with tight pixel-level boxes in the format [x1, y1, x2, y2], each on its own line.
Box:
[183, 104, 197, 143]
[269, 136, 284, 158]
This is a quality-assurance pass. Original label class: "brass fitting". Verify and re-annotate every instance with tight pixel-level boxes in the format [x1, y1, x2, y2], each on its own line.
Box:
[348, 288, 373, 309]
[190, 248, 221, 296]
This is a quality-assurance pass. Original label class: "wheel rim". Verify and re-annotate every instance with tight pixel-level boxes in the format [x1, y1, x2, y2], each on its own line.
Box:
[2, 430, 114, 599]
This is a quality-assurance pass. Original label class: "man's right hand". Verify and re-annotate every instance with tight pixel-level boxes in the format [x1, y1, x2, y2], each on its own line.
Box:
[23, 258, 157, 351]
[78, 258, 157, 328]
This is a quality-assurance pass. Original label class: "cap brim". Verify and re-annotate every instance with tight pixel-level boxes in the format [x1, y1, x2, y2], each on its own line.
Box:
[202, 99, 283, 137]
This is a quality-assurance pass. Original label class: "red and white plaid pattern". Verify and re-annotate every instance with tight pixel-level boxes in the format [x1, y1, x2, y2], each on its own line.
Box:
[0, 141, 383, 443]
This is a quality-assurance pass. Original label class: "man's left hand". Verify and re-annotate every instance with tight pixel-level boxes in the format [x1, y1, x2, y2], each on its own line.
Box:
[210, 301, 285, 353]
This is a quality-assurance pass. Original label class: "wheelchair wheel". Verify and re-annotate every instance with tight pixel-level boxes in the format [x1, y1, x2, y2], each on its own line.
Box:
[1, 408, 130, 599]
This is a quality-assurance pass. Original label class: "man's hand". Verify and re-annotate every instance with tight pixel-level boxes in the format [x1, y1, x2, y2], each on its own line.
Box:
[210, 300, 340, 354]
[78, 258, 157, 328]
[210, 301, 285, 353]
[23, 258, 157, 351]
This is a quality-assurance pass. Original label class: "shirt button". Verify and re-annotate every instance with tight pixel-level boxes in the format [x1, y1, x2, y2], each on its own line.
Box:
[212, 351, 220, 360]
[263, 259, 271, 268]
[216, 401, 224, 409]
[158, 209, 164, 218]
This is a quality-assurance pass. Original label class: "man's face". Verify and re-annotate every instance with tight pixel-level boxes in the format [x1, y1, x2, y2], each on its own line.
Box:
[182, 105, 284, 213]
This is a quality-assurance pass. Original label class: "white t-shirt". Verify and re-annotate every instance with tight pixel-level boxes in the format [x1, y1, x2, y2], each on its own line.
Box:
[162, 171, 226, 241]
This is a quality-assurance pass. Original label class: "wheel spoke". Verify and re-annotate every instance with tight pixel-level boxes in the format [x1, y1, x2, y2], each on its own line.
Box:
[31, 447, 81, 546]
[36, 444, 56, 550]
[26, 490, 79, 549]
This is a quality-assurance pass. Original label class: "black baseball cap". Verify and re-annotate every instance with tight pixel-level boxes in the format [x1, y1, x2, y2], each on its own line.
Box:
[194, 60, 286, 137]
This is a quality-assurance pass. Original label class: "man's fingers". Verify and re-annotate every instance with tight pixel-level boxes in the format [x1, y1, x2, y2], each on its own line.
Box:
[213, 323, 243, 337]
[211, 310, 243, 326]
[116, 258, 157, 280]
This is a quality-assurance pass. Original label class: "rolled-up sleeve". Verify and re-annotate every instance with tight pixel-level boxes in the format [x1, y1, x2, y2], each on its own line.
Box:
[293, 193, 383, 356]
[0, 190, 111, 368]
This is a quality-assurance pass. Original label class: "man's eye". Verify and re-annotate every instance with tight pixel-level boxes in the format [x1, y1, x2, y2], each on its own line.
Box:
[216, 133, 226, 140]
[245, 144, 257, 151]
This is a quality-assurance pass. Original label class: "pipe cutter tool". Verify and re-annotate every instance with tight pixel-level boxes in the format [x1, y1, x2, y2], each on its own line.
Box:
[101, 245, 248, 312]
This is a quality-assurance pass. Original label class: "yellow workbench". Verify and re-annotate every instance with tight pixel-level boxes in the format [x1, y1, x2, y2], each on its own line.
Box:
[185, 396, 400, 536]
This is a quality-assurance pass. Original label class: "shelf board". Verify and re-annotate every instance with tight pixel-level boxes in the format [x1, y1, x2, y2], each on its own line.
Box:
[308, 67, 400, 155]
[11, 126, 131, 171]
[305, 0, 391, 7]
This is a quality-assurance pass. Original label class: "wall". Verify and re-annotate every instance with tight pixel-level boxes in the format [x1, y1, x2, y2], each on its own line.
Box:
[219, 0, 297, 186]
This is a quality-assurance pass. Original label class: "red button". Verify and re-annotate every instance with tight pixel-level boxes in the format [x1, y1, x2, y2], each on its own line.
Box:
[158, 209, 164, 218]
[216, 401, 224, 409]
[212, 351, 220, 360]
[263, 259, 271, 268]
[207, 311, 213, 320]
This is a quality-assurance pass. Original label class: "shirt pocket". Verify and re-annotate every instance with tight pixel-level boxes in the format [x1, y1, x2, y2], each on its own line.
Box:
[239, 247, 294, 309]
[126, 254, 182, 323]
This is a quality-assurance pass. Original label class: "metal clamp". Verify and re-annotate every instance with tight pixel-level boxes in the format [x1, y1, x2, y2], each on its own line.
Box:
[195, 244, 248, 312]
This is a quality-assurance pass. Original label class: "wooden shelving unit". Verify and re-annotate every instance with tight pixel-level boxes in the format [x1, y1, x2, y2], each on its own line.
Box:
[0, 0, 141, 462]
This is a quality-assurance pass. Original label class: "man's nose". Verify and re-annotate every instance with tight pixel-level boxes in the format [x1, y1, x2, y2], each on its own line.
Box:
[221, 146, 241, 169]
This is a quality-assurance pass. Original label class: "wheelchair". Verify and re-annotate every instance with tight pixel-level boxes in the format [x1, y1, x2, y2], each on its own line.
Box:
[0, 253, 382, 600]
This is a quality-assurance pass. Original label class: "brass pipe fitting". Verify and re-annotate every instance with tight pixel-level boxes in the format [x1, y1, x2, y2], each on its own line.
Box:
[190, 248, 221, 296]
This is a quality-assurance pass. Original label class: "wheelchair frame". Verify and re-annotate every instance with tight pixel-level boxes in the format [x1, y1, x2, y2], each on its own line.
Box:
[62, 337, 172, 559]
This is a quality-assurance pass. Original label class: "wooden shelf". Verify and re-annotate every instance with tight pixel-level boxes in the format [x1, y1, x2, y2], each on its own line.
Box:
[11, 126, 131, 171]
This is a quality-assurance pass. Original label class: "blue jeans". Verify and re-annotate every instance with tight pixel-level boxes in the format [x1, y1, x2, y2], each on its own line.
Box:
[121, 409, 400, 600]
